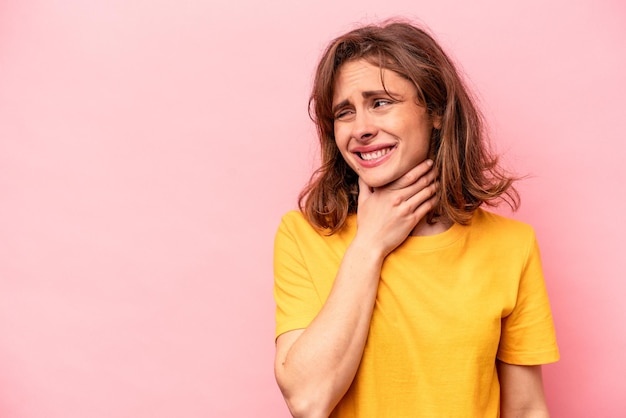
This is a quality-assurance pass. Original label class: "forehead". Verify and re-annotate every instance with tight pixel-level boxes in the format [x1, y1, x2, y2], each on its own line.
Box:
[333, 60, 382, 96]
[332, 59, 411, 104]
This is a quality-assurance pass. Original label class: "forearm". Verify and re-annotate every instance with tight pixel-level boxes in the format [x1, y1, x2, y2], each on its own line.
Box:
[275, 239, 383, 417]
[498, 362, 550, 418]
[500, 409, 550, 418]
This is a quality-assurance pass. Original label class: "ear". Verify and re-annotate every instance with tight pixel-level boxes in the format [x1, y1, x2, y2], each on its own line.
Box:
[432, 114, 442, 130]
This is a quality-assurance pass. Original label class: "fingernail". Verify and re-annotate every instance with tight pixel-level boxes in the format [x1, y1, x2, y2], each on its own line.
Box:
[426, 159, 433, 166]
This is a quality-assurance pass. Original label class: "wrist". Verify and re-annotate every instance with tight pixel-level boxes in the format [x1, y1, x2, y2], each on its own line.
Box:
[349, 235, 386, 266]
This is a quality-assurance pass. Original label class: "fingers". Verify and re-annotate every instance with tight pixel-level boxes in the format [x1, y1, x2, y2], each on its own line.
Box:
[385, 159, 435, 190]
[357, 176, 373, 208]
[379, 159, 438, 207]
[357, 158, 439, 218]
[354, 159, 440, 253]
[385, 160, 439, 217]
[405, 179, 439, 216]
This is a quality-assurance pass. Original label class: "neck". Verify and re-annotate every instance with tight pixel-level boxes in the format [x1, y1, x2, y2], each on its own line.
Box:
[409, 216, 453, 237]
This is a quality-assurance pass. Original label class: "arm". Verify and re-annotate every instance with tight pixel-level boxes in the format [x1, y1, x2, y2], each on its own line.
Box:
[498, 361, 550, 418]
[275, 242, 384, 418]
[274, 160, 438, 418]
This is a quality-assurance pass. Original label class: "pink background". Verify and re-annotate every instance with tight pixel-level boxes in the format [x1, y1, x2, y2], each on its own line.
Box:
[1, 0, 624, 416]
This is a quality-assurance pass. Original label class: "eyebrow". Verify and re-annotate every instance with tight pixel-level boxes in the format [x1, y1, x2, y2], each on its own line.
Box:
[332, 90, 397, 114]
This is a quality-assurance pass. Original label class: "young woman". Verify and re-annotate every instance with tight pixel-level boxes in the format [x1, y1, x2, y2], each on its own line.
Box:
[273, 20, 559, 418]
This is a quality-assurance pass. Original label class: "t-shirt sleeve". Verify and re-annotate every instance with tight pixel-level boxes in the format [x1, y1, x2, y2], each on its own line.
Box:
[497, 231, 560, 365]
[273, 214, 322, 339]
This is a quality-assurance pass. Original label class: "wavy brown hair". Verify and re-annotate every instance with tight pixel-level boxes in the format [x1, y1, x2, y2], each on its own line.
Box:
[299, 20, 519, 234]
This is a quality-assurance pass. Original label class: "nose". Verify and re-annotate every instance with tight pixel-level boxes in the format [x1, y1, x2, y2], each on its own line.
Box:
[351, 111, 378, 142]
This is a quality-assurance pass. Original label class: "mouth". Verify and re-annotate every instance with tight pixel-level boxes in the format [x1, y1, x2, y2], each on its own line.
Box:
[358, 146, 395, 161]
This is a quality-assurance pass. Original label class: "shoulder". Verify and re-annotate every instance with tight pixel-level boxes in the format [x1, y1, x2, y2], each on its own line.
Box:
[471, 208, 535, 237]
[279, 210, 313, 229]
[275, 211, 356, 257]
[277, 211, 357, 240]
[468, 209, 538, 255]
[275, 211, 328, 254]
[276, 211, 321, 241]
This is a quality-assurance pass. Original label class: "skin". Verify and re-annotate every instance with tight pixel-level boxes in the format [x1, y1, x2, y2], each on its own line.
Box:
[331, 60, 449, 237]
[275, 161, 439, 417]
[332, 60, 439, 190]
[275, 59, 550, 417]
[498, 362, 551, 417]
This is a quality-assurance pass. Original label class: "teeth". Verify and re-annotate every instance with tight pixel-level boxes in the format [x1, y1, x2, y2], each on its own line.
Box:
[360, 147, 391, 161]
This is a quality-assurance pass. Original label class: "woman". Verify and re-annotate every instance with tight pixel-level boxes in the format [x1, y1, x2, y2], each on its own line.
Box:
[273, 20, 559, 417]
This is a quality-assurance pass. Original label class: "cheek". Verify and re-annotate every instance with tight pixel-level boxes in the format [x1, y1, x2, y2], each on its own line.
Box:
[333, 127, 349, 153]
[337, 147, 355, 167]
[334, 142, 359, 171]
[330, 129, 351, 161]
[333, 124, 345, 141]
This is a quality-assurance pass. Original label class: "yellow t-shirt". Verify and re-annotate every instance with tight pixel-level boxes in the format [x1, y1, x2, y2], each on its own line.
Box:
[274, 208, 559, 417]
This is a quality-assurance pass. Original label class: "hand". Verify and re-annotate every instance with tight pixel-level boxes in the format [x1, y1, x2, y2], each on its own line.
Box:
[354, 159, 439, 257]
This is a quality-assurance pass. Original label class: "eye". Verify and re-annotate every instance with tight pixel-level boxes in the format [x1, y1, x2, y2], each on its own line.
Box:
[373, 98, 393, 108]
[334, 108, 354, 120]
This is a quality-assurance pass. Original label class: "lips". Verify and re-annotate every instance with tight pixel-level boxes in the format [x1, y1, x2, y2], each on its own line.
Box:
[359, 147, 394, 161]
[350, 145, 396, 168]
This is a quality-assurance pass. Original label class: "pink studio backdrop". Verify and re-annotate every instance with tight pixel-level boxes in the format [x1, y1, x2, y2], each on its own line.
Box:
[1, 0, 624, 416]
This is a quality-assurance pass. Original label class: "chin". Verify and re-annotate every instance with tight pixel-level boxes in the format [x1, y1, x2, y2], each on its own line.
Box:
[359, 175, 397, 189]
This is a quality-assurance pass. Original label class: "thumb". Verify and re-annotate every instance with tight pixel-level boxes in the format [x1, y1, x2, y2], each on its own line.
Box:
[358, 177, 373, 208]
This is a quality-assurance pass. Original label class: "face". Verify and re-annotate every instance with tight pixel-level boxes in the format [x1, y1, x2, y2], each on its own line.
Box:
[332, 59, 439, 189]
